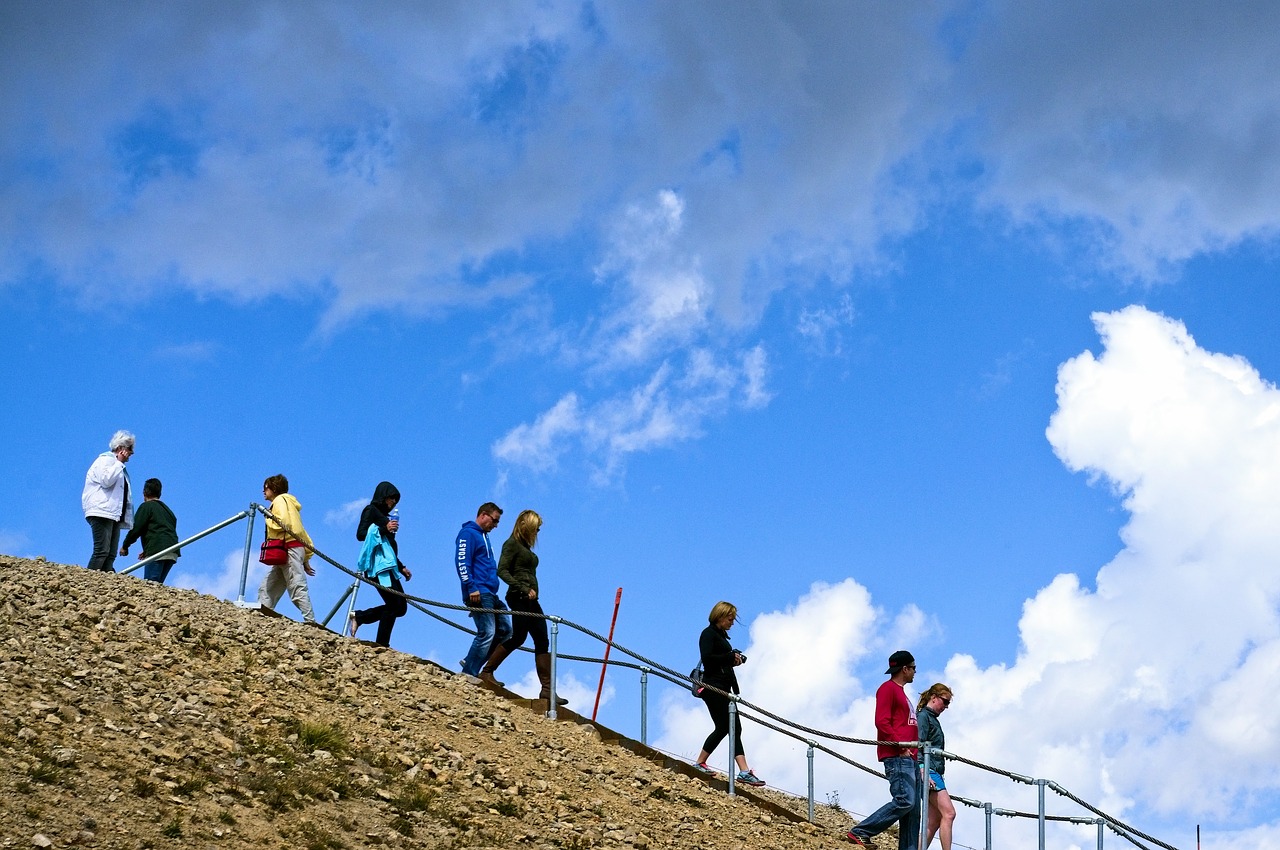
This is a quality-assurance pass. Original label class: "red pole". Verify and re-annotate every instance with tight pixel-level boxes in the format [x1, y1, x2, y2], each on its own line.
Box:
[592, 588, 623, 722]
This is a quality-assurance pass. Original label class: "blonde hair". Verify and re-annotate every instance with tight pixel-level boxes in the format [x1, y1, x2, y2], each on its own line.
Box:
[511, 509, 542, 548]
[917, 682, 953, 712]
[708, 600, 737, 625]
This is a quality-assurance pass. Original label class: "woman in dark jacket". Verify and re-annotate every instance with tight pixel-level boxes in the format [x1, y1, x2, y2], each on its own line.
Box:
[917, 683, 956, 850]
[692, 600, 765, 787]
[347, 481, 412, 647]
[480, 509, 567, 705]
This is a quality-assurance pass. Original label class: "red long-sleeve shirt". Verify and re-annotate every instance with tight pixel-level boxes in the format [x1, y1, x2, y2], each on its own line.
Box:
[874, 679, 918, 761]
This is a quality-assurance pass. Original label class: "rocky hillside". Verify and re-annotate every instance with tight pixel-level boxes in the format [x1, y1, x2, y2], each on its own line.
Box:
[0, 555, 859, 850]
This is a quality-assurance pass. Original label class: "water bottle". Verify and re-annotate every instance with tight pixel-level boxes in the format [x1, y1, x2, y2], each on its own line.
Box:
[388, 508, 400, 529]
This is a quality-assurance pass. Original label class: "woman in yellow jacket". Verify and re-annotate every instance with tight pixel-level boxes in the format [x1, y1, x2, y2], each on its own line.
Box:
[256, 473, 318, 625]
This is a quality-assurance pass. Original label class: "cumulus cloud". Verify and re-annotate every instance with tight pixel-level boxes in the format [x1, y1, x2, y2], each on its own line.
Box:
[654, 579, 921, 807]
[503, 664, 613, 712]
[653, 306, 1280, 846]
[174, 547, 268, 601]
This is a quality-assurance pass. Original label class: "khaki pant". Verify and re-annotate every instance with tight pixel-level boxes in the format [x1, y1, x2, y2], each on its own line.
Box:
[257, 546, 316, 624]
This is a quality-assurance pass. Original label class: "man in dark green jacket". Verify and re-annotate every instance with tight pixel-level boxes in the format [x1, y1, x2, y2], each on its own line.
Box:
[120, 478, 180, 584]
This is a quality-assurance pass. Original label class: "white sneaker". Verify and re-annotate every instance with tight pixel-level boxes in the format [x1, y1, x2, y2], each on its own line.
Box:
[459, 673, 482, 685]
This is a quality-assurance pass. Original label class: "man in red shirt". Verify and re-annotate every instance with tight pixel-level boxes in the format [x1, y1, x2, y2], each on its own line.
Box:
[847, 650, 920, 849]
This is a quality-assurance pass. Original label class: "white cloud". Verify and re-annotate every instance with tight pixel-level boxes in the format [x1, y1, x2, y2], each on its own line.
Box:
[492, 345, 770, 481]
[174, 547, 268, 602]
[503, 661, 611, 712]
[962, 1, 1280, 277]
[931, 306, 1280, 839]
[589, 190, 710, 368]
[649, 306, 1280, 845]
[7, 4, 1280, 322]
[796, 293, 857, 357]
[324, 498, 368, 528]
[653, 580, 907, 804]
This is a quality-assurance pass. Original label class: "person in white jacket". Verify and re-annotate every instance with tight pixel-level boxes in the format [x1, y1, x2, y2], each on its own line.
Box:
[81, 430, 136, 572]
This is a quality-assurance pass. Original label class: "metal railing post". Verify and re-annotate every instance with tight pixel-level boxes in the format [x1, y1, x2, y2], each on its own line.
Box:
[727, 697, 738, 796]
[639, 667, 649, 745]
[321, 579, 360, 630]
[548, 617, 561, 719]
[121, 510, 251, 577]
[1096, 817, 1105, 850]
[806, 742, 815, 822]
[919, 744, 930, 850]
[1037, 778, 1047, 850]
[984, 802, 993, 850]
[236, 503, 258, 605]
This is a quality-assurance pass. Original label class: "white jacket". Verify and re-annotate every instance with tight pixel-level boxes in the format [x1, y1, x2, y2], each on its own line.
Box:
[81, 452, 134, 528]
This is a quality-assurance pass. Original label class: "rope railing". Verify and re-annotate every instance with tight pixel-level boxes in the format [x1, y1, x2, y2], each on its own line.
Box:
[136, 502, 1181, 850]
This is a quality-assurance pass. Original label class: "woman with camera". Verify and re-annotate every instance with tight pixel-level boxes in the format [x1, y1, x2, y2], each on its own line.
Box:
[692, 600, 765, 786]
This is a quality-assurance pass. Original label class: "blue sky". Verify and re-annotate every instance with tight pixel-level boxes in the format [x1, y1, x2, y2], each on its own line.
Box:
[4, 3, 1280, 847]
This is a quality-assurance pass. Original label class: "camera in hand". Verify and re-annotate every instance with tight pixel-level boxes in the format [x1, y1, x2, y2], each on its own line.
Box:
[734, 651, 747, 663]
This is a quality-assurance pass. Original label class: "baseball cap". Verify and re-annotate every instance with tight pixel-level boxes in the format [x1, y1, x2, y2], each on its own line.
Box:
[885, 650, 915, 674]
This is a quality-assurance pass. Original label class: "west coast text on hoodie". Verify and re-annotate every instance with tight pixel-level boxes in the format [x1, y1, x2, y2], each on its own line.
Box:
[454, 520, 498, 599]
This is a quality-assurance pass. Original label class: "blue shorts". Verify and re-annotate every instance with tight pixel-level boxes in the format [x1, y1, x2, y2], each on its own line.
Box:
[929, 770, 946, 791]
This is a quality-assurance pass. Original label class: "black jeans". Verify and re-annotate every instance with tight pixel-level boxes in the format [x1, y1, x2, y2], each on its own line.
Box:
[86, 516, 121, 572]
[503, 592, 549, 654]
[355, 576, 407, 647]
[701, 689, 745, 758]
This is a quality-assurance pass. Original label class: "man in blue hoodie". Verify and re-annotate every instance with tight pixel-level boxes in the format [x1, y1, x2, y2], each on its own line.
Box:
[455, 502, 511, 684]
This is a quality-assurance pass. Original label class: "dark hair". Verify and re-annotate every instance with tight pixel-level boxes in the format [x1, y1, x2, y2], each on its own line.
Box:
[143, 478, 162, 499]
[264, 474, 289, 495]
[477, 501, 502, 518]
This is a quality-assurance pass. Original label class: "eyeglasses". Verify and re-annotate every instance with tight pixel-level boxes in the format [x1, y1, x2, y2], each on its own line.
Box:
[939, 696, 951, 706]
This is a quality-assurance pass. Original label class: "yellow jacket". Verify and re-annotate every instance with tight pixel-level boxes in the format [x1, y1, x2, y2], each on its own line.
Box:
[266, 493, 314, 562]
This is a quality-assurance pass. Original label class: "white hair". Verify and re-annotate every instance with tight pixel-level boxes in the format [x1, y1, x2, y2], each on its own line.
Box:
[108, 430, 136, 451]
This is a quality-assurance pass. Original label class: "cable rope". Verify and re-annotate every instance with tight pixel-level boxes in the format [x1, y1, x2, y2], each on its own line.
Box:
[256, 504, 1181, 849]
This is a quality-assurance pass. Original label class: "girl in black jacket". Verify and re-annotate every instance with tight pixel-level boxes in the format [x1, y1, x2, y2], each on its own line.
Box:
[692, 601, 765, 787]
[480, 509, 567, 706]
[347, 481, 412, 646]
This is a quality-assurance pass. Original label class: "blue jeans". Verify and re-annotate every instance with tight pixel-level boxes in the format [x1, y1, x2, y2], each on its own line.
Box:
[461, 593, 511, 675]
[852, 756, 920, 850]
[144, 560, 175, 584]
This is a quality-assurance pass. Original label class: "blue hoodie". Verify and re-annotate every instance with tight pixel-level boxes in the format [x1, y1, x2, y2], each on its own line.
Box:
[455, 520, 498, 598]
